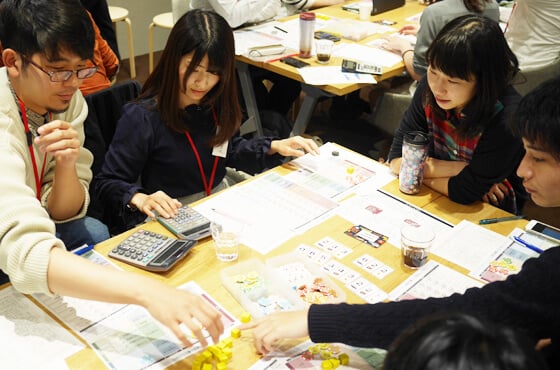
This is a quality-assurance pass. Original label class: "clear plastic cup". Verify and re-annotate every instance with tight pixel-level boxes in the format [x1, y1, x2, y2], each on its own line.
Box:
[211, 220, 243, 262]
[401, 224, 435, 269]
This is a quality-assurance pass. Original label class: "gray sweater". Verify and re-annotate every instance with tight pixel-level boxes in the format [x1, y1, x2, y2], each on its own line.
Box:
[413, 0, 499, 76]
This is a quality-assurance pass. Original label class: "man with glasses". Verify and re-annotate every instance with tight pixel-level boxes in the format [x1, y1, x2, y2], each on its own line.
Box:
[0, 0, 225, 348]
[0, 0, 111, 282]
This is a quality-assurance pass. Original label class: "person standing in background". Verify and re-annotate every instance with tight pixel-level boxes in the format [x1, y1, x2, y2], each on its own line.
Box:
[79, 10, 120, 96]
[80, 0, 120, 61]
[383, 0, 499, 81]
[504, 0, 560, 70]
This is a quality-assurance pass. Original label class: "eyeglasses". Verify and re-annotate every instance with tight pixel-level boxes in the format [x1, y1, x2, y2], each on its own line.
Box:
[24, 58, 98, 82]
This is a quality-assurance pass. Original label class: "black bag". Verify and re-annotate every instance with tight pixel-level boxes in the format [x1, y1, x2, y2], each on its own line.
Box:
[259, 110, 292, 139]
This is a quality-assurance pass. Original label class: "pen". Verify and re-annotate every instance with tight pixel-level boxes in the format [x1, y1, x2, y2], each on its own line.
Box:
[73, 244, 94, 256]
[262, 359, 278, 370]
[273, 25, 288, 33]
[478, 215, 524, 225]
[512, 236, 543, 254]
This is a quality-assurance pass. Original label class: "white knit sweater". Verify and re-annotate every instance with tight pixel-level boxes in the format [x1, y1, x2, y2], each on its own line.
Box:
[0, 68, 92, 294]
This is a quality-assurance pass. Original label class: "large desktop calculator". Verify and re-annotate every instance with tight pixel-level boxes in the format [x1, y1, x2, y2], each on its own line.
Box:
[109, 229, 196, 272]
[156, 205, 212, 240]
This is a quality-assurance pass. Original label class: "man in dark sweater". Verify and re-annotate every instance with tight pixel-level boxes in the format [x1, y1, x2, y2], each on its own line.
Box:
[241, 76, 560, 367]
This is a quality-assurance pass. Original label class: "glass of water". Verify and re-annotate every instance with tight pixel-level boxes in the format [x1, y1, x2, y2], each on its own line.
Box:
[210, 220, 243, 262]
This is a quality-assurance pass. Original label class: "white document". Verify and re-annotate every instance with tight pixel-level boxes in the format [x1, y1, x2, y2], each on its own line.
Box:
[336, 190, 453, 248]
[196, 172, 340, 254]
[298, 66, 377, 85]
[234, 23, 286, 55]
[285, 142, 395, 200]
[333, 43, 403, 67]
[389, 260, 484, 301]
[32, 251, 239, 370]
[0, 286, 83, 370]
[431, 220, 511, 272]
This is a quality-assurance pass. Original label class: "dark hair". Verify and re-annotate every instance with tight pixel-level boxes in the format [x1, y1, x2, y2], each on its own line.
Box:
[0, 0, 94, 62]
[425, 14, 518, 137]
[383, 313, 549, 370]
[140, 9, 241, 146]
[510, 76, 560, 161]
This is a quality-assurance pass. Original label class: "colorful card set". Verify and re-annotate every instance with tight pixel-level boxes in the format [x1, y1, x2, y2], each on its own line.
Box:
[344, 225, 388, 248]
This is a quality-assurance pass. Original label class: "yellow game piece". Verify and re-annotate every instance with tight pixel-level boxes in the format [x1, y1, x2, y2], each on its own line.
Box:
[220, 337, 233, 348]
[338, 353, 350, 365]
[320, 350, 332, 360]
[346, 166, 355, 174]
[321, 360, 334, 369]
[223, 347, 233, 359]
[201, 350, 212, 361]
[231, 327, 241, 338]
[191, 359, 202, 370]
[329, 358, 341, 368]
[216, 362, 227, 370]
[309, 345, 320, 354]
[202, 363, 212, 370]
[208, 345, 221, 355]
[217, 353, 228, 363]
[240, 311, 252, 323]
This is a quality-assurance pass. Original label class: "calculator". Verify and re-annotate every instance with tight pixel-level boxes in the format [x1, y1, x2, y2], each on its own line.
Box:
[109, 229, 196, 272]
[156, 205, 212, 240]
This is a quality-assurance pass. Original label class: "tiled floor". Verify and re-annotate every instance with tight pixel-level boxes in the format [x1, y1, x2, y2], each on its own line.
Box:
[117, 53, 560, 228]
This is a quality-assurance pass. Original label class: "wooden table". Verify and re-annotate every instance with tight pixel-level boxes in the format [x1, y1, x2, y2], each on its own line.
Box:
[63, 147, 527, 369]
[236, 0, 426, 136]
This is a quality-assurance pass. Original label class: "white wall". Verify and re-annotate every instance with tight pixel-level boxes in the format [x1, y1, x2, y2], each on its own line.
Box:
[109, 0, 173, 59]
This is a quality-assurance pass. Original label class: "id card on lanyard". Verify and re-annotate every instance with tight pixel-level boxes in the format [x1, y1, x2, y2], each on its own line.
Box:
[18, 97, 51, 201]
[186, 108, 224, 196]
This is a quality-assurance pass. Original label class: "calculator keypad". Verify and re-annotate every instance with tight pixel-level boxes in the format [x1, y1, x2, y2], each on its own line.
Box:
[165, 207, 208, 232]
[157, 206, 211, 240]
[110, 229, 170, 265]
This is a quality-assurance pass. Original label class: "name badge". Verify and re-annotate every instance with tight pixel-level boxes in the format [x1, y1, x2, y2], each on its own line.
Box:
[212, 140, 228, 158]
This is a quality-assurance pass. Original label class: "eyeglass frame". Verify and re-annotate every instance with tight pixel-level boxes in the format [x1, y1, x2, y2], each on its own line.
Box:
[22, 56, 99, 82]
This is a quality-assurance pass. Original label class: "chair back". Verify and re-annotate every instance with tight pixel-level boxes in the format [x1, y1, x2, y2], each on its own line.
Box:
[84, 79, 142, 225]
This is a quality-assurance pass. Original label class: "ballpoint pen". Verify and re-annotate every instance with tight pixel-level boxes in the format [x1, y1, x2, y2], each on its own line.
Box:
[512, 236, 544, 254]
[73, 244, 94, 256]
[273, 25, 288, 33]
[478, 215, 524, 225]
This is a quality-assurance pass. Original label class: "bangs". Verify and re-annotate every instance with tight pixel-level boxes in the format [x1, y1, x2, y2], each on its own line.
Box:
[428, 37, 475, 82]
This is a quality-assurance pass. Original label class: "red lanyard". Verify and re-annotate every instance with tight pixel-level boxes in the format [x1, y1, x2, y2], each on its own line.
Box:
[18, 97, 50, 201]
[185, 109, 220, 196]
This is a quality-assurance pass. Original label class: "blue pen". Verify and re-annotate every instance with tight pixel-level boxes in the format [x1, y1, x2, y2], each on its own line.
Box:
[512, 236, 543, 254]
[73, 244, 94, 256]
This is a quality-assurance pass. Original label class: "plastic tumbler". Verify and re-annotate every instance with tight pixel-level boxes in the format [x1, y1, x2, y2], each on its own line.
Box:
[299, 12, 316, 58]
[399, 131, 430, 194]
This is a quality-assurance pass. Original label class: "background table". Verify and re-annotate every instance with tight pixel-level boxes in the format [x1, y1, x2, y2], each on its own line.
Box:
[236, 0, 425, 137]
